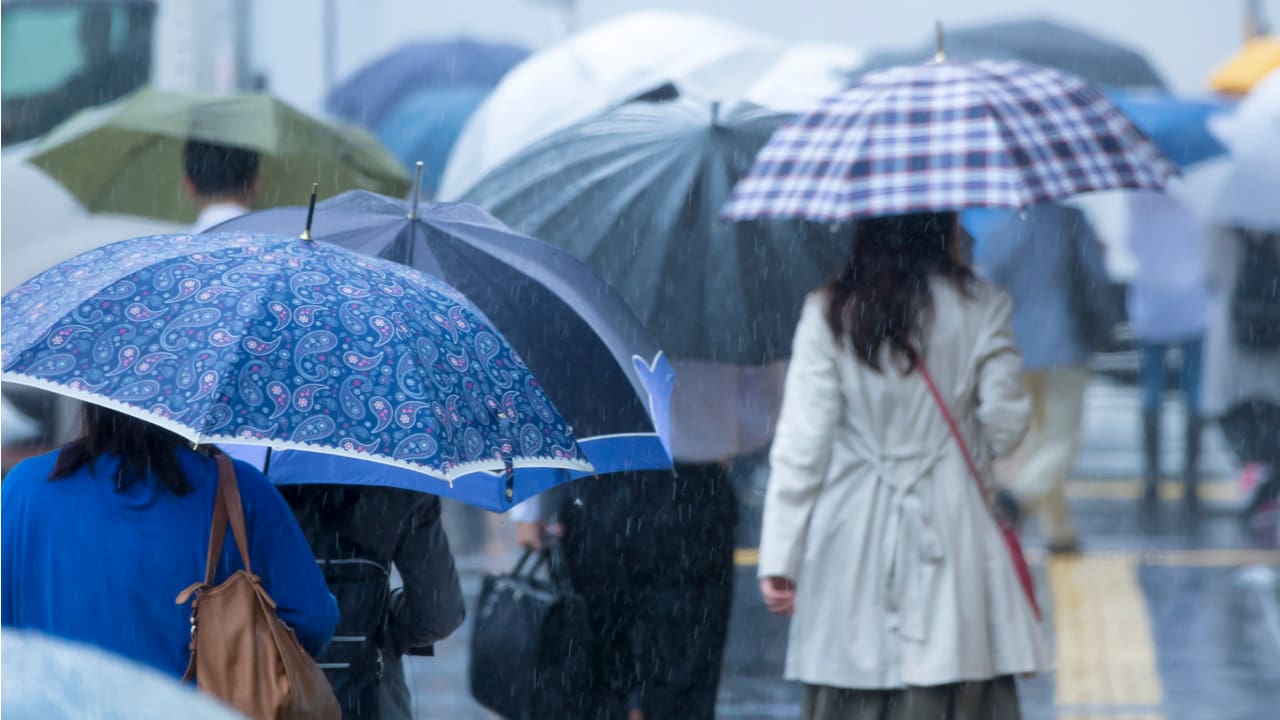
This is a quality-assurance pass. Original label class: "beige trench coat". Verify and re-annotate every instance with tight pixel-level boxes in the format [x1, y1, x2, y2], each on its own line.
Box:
[759, 280, 1053, 689]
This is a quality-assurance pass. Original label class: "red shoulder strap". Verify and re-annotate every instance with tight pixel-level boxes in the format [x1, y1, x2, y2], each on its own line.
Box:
[919, 364, 988, 499]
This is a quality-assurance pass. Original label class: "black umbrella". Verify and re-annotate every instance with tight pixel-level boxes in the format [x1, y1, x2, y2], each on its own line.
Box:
[460, 99, 841, 365]
[856, 18, 1167, 90]
[212, 189, 674, 493]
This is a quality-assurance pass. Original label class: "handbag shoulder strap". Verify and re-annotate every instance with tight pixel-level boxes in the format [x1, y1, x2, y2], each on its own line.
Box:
[201, 458, 231, 586]
[919, 364, 988, 500]
[214, 453, 254, 574]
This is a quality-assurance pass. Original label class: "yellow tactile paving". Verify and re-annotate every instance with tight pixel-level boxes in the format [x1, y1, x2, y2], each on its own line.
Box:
[1049, 556, 1163, 709]
[1066, 478, 1238, 501]
[1022, 548, 1280, 567]
[1058, 714, 1165, 720]
[734, 547, 760, 566]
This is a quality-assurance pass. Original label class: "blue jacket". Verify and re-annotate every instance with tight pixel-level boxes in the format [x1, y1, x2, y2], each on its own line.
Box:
[2, 448, 339, 679]
[973, 203, 1110, 371]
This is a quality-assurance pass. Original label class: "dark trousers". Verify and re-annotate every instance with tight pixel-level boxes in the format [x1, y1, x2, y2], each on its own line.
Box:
[558, 462, 738, 719]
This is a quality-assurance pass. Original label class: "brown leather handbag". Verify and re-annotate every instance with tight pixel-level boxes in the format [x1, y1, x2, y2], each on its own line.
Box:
[176, 453, 340, 720]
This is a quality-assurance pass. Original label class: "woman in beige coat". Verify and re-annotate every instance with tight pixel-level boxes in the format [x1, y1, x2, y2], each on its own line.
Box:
[758, 212, 1052, 719]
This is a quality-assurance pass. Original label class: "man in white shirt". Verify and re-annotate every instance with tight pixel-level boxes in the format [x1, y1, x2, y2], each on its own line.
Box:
[183, 140, 260, 232]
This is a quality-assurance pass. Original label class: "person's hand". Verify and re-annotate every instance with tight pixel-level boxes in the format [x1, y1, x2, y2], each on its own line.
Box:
[516, 521, 545, 550]
[759, 576, 796, 616]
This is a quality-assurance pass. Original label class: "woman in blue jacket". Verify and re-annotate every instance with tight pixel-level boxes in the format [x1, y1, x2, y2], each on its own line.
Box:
[1, 405, 339, 679]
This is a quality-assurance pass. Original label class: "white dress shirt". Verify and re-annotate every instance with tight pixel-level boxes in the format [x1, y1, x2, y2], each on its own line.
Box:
[190, 202, 250, 233]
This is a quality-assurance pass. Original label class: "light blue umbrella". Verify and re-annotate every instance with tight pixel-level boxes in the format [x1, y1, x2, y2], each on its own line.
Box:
[374, 86, 491, 196]
[1106, 91, 1232, 168]
[1, 231, 591, 509]
[326, 38, 527, 128]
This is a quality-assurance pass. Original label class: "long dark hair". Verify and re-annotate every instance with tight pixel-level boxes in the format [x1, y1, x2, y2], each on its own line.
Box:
[50, 405, 194, 496]
[825, 212, 975, 373]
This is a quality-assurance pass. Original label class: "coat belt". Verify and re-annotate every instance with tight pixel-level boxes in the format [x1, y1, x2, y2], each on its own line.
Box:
[851, 438, 946, 642]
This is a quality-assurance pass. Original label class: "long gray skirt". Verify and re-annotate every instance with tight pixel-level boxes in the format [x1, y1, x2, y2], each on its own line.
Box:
[802, 677, 1021, 720]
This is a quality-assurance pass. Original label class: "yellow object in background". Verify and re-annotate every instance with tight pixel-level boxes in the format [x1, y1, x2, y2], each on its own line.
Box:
[1211, 37, 1280, 95]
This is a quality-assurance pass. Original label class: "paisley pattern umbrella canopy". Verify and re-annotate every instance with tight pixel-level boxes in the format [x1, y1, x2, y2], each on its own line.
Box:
[1, 232, 590, 507]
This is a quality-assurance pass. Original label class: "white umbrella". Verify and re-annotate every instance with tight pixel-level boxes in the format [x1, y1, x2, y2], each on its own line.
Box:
[742, 42, 864, 113]
[438, 10, 781, 199]
[1212, 144, 1280, 231]
[1209, 68, 1280, 150]
[1, 629, 243, 719]
[1208, 68, 1280, 231]
[2, 151, 181, 293]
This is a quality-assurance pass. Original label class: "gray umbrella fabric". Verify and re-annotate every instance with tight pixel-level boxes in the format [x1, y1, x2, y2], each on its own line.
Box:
[855, 18, 1167, 90]
[460, 99, 842, 365]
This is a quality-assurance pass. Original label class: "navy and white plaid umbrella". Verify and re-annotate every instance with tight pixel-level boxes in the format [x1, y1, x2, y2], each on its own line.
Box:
[723, 60, 1175, 223]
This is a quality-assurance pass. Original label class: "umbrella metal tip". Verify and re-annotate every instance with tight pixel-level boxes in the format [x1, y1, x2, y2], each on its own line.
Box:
[300, 182, 319, 241]
[934, 20, 946, 62]
[408, 161, 425, 220]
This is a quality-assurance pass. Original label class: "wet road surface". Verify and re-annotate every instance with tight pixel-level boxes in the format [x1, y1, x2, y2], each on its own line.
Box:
[407, 379, 1280, 718]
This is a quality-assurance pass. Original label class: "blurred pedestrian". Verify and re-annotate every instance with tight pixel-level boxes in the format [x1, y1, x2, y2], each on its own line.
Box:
[1, 405, 338, 679]
[277, 484, 466, 720]
[759, 212, 1050, 719]
[515, 462, 738, 720]
[978, 203, 1115, 551]
[1126, 191, 1211, 510]
[183, 140, 260, 232]
[1202, 227, 1280, 518]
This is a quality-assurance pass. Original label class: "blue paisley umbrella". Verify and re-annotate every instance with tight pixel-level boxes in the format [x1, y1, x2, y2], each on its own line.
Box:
[0, 232, 591, 508]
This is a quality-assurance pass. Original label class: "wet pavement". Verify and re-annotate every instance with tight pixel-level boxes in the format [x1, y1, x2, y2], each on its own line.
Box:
[406, 378, 1280, 719]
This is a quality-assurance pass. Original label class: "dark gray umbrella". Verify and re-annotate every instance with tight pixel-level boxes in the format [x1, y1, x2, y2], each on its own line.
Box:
[212, 190, 674, 503]
[856, 18, 1167, 90]
[460, 99, 841, 365]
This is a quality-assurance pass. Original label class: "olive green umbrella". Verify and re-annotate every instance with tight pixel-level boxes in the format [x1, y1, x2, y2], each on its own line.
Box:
[27, 88, 410, 223]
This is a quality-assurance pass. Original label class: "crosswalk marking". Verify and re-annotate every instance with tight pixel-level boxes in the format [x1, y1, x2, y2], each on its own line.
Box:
[1049, 556, 1163, 710]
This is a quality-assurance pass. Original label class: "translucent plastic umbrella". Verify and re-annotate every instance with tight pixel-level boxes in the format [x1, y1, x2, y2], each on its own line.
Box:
[462, 99, 842, 365]
[741, 43, 864, 113]
[438, 10, 780, 199]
